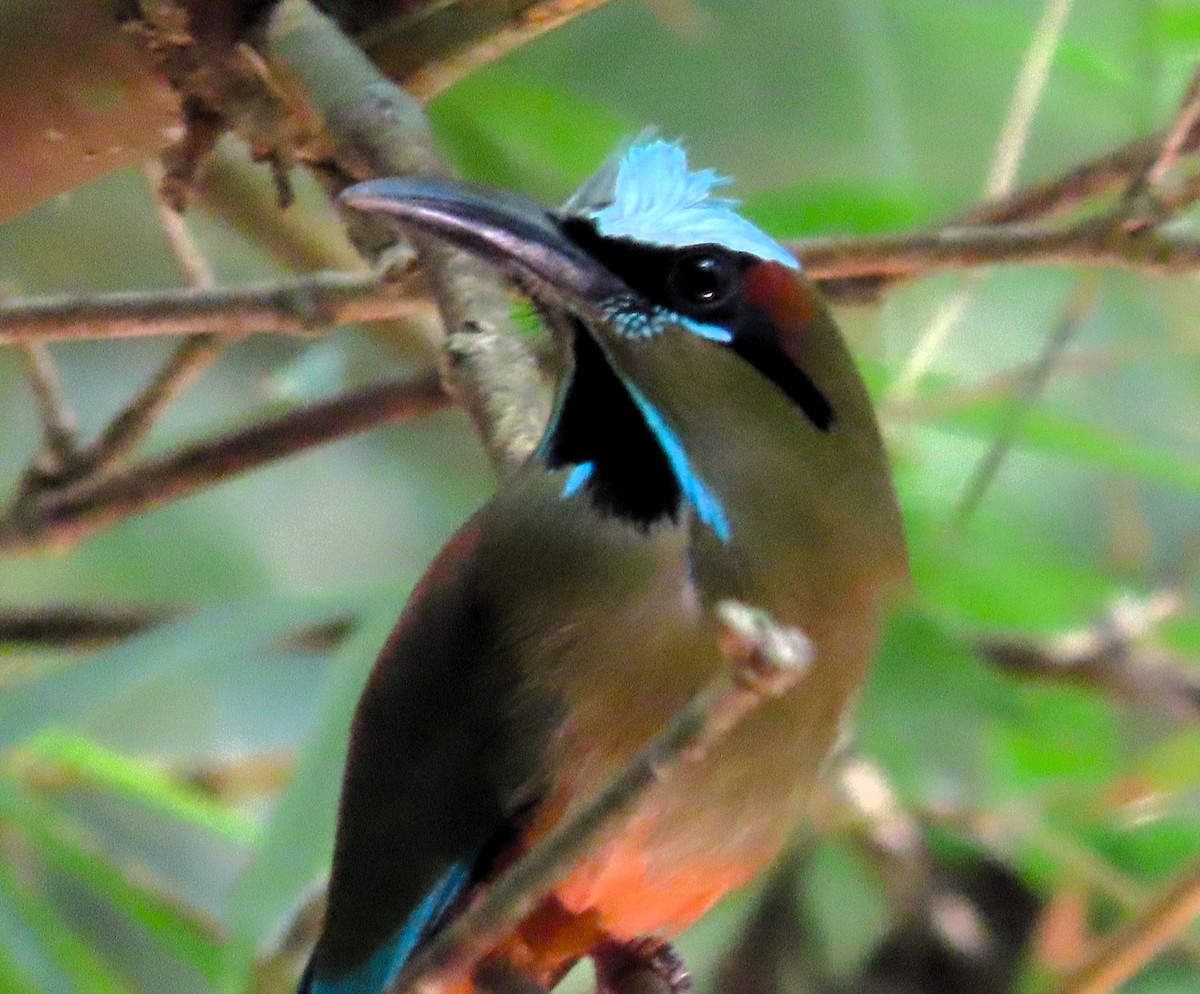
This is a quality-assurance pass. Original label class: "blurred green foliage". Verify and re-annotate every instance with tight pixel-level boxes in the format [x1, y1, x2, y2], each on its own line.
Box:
[1, 1, 1198, 992]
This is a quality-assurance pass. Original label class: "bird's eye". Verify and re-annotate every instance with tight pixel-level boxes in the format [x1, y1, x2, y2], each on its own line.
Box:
[668, 251, 738, 311]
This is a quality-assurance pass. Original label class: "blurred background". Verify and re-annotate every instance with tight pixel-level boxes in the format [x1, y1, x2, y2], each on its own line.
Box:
[0, 1, 1198, 992]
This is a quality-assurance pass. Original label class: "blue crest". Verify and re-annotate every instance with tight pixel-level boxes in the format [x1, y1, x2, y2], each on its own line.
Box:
[564, 139, 798, 269]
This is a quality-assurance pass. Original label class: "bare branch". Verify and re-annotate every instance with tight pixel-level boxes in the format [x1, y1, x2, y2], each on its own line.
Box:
[83, 333, 227, 474]
[265, 0, 549, 474]
[975, 590, 1200, 723]
[0, 272, 428, 344]
[15, 341, 81, 475]
[76, 165, 227, 474]
[1052, 857, 1200, 994]
[950, 277, 1100, 528]
[0, 370, 448, 556]
[795, 222, 1200, 291]
[1140, 65, 1200, 195]
[952, 133, 1178, 228]
[0, 604, 177, 648]
[387, 601, 812, 994]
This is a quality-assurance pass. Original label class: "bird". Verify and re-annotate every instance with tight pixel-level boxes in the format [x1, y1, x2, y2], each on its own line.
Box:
[300, 138, 908, 994]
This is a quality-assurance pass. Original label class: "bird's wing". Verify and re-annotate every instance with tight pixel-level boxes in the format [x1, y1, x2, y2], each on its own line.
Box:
[304, 514, 558, 994]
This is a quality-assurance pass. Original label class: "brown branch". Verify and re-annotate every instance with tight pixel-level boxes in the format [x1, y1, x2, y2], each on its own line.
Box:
[796, 221, 1200, 289]
[974, 590, 1200, 723]
[16, 219, 1200, 339]
[1140, 65, 1200, 196]
[0, 370, 448, 556]
[365, 0, 616, 102]
[84, 333, 227, 473]
[1052, 857, 1200, 994]
[387, 601, 812, 994]
[0, 604, 177, 648]
[0, 271, 428, 344]
[953, 124, 1200, 228]
[15, 341, 81, 475]
[76, 166, 226, 476]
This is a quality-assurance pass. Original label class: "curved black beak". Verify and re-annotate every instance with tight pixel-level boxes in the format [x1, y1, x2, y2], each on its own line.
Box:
[340, 177, 624, 313]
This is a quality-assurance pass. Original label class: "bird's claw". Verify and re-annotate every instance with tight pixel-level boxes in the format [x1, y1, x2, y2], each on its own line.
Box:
[594, 936, 691, 994]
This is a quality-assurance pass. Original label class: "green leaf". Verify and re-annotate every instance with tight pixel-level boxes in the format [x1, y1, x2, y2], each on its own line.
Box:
[886, 0, 1135, 97]
[20, 730, 258, 844]
[907, 393, 1200, 493]
[0, 862, 133, 994]
[0, 780, 225, 983]
[860, 611, 1021, 804]
[220, 593, 402, 989]
[1156, 4, 1200, 43]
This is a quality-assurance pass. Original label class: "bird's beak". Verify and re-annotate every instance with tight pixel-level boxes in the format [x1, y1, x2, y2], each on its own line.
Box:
[340, 177, 625, 316]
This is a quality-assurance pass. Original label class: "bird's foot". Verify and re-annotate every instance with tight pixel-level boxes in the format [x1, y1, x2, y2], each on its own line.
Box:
[594, 936, 691, 994]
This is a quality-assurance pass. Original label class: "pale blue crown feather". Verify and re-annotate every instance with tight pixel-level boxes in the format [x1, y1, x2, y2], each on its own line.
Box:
[563, 138, 799, 269]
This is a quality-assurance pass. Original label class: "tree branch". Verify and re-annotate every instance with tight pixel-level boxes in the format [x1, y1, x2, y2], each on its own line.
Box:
[0, 271, 428, 344]
[0, 370, 448, 556]
[793, 220, 1200, 293]
[974, 590, 1200, 723]
[387, 601, 812, 994]
[8, 216, 1200, 348]
[0, 604, 177, 648]
[265, 0, 549, 474]
[1052, 857, 1200, 994]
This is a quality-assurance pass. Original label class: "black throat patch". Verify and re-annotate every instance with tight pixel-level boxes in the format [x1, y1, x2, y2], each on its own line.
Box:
[543, 323, 682, 530]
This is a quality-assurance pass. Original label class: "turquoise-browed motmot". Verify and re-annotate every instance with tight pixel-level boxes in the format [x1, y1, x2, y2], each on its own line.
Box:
[300, 140, 907, 994]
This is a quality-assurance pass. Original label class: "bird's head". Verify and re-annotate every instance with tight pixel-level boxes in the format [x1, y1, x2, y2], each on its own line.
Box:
[343, 139, 904, 591]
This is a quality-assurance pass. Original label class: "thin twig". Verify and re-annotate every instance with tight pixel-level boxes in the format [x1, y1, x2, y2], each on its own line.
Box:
[6, 222, 1200, 342]
[3, 220, 1200, 346]
[0, 370, 448, 556]
[14, 341, 81, 475]
[81, 334, 228, 473]
[1119, 64, 1200, 232]
[814, 124, 1200, 305]
[146, 161, 218, 289]
[985, 0, 1077, 199]
[1052, 857, 1200, 994]
[950, 276, 1100, 529]
[75, 166, 229, 474]
[387, 601, 812, 994]
[1143, 65, 1200, 192]
[0, 271, 428, 344]
[792, 222, 1200, 284]
[889, 343, 1141, 423]
[953, 129, 1192, 228]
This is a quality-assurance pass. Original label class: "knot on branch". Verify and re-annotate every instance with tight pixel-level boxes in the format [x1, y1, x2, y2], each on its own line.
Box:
[717, 600, 813, 697]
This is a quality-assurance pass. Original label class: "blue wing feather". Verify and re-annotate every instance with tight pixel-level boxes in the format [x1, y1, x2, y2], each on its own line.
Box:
[304, 862, 471, 994]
